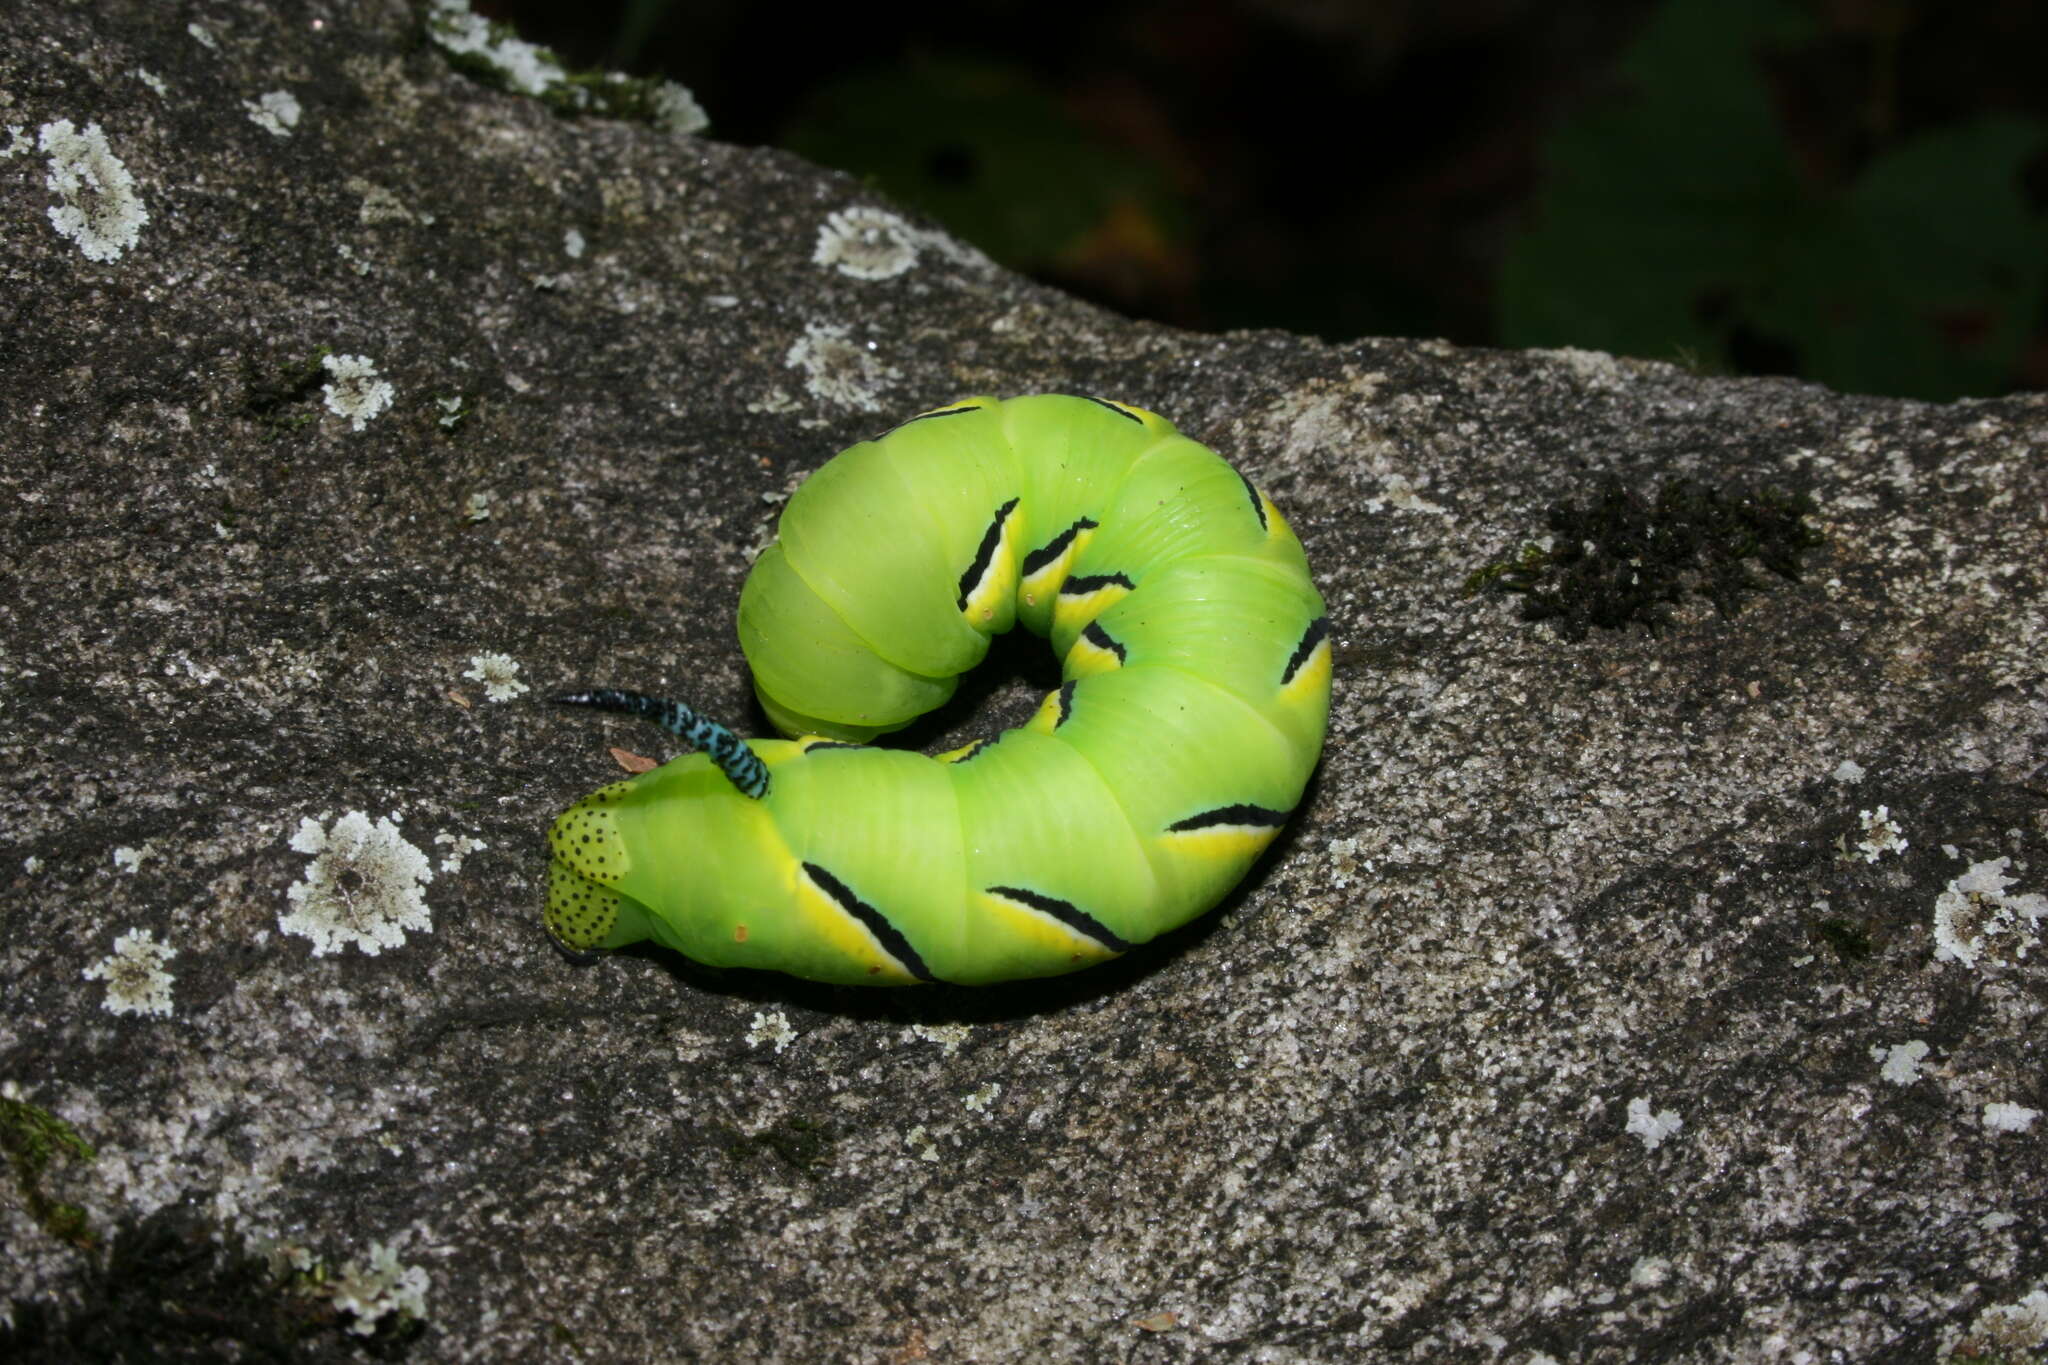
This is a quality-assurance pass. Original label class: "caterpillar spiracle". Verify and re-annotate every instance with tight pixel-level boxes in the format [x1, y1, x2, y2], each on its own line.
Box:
[545, 394, 1332, 985]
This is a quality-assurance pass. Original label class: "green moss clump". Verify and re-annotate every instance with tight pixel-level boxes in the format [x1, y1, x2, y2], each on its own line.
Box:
[427, 2, 706, 133]
[1, 1094, 96, 1246]
[1465, 474, 1822, 639]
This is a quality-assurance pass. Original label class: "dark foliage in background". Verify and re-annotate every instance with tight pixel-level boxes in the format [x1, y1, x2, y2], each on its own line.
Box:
[490, 0, 2044, 397]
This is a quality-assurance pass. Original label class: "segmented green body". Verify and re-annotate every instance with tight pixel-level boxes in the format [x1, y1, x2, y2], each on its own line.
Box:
[546, 394, 1331, 985]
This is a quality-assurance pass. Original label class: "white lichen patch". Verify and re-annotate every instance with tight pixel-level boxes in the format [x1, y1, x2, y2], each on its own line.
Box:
[647, 82, 709, 135]
[1625, 1097, 1682, 1151]
[1852, 805, 1906, 862]
[347, 178, 432, 227]
[563, 227, 585, 258]
[428, 0, 561, 95]
[745, 387, 804, 417]
[112, 845, 148, 873]
[438, 396, 468, 430]
[462, 490, 494, 522]
[1, 125, 30, 159]
[1933, 856, 2045, 969]
[83, 928, 177, 1017]
[902, 1022, 972, 1056]
[1870, 1039, 1929, 1085]
[963, 1082, 1001, 1115]
[243, 89, 302, 137]
[1325, 835, 1374, 891]
[326, 1241, 430, 1336]
[461, 652, 528, 702]
[321, 353, 395, 432]
[1628, 1256, 1671, 1289]
[1983, 1102, 2041, 1134]
[281, 812, 434, 956]
[1946, 1287, 2048, 1357]
[746, 1009, 796, 1053]
[136, 70, 168, 98]
[39, 120, 149, 262]
[1538, 345, 1628, 390]
[813, 207, 920, 281]
[785, 322, 898, 412]
[1367, 471, 1448, 516]
[1830, 758, 1865, 784]
[904, 1124, 942, 1163]
[187, 22, 217, 49]
[433, 832, 487, 874]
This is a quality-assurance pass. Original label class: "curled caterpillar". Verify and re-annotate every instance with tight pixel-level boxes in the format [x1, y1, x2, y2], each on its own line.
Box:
[546, 394, 1331, 985]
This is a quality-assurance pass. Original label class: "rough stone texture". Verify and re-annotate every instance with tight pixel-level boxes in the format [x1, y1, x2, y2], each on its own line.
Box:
[3, 3, 2045, 1362]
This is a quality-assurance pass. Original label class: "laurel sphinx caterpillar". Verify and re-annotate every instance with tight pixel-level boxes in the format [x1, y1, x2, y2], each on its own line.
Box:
[547, 394, 1331, 985]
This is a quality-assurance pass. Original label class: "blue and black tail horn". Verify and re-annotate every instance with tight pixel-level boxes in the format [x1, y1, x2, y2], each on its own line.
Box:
[552, 688, 770, 799]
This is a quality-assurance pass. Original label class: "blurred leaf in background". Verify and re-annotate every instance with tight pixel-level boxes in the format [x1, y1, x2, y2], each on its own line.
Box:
[781, 56, 1191, 300]
[1499, 0, 2047, 400]
[607, 0, 675, 69]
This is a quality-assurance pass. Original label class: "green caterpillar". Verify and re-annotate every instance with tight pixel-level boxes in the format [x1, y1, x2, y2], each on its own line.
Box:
[546, 394, 1331, 985]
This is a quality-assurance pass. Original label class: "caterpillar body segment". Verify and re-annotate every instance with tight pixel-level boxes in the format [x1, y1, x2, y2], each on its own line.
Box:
[547, 394, 1331, 985]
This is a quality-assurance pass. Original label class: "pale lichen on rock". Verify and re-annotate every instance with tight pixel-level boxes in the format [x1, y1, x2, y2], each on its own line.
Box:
[38, 118, 148, 262]
[1932, 855, 2045, 969]
[242, 89, 301, 137]
[319, 353, 394, 432]
[784, 320, 898, 410]
[82, 929, 178, 1017]
[280, 813, 433, 956]
[325, 1239, 430, 1337]
[461, 651, 528, 701]
[812, 207, 920, 281]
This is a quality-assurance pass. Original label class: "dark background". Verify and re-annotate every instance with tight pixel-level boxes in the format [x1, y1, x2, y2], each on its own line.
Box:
[485, 0, 2048, 400]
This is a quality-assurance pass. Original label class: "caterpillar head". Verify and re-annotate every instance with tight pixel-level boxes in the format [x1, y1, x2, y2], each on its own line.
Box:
[544, 782, 654, 952]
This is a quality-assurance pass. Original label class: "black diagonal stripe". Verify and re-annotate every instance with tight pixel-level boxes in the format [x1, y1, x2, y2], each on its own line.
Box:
[1168, 804, 1289, 833]
[1021, 518, 1099, 577]
[800, 739, 871, 753]
[1238, 470, 1269, 531]
[801, 861, 937, 982]
[956, 497, 1019, 611]
[1080, 620, 1125, 664]
[1281, 617, 1329, 686]
[1084, 396, 1143, 425]
[876, 402, 984, 439]
[1053, 680, 1076, 727]
[1060, 572, 1134, 598]
[987, 885, 1132, 953]
[943, 738, 990, 764]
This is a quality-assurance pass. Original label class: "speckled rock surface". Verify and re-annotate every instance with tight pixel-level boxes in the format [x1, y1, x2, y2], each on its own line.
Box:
[3, 3, 2045, 1362]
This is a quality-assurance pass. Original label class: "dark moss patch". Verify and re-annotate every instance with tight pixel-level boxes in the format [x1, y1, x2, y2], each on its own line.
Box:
[241, 347, 332, 436]
[1465, 475, 1823, 639]
[1807, 915, 1877, 962]
[722, 1116, 836, 1178]
[0, 1204, 420, 1363]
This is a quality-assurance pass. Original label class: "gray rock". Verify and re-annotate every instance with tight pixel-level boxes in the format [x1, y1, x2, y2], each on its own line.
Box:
[2, 2, 2043, 1360]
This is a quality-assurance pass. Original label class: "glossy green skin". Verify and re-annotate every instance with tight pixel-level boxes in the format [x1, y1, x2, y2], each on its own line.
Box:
[546, 395, 1332, 985]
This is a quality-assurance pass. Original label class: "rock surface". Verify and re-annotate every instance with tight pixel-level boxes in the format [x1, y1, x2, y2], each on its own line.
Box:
[3, 3, 2044, 1361]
